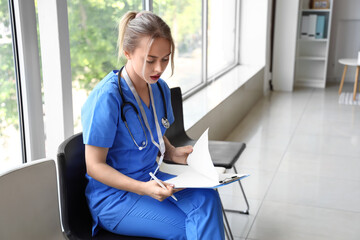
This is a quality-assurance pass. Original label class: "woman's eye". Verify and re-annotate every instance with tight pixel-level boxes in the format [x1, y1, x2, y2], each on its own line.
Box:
[146, 60, 154, 64]
[162, 58, 169, 62]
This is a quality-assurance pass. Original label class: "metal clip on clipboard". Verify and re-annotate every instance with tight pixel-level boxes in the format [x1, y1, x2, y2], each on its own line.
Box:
[219, 175, 241, 185]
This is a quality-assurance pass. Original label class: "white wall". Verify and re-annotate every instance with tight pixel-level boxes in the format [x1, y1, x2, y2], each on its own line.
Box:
[187, 68, 264, 140]
[272, 0, 299, 92]
[327, 0, 360, 83]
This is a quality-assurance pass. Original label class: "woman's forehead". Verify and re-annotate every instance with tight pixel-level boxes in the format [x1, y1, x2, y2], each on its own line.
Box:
[136, 37, 171, 57]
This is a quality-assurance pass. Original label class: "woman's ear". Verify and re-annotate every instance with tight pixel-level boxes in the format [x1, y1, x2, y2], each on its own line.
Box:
[124, 50, 131, 60]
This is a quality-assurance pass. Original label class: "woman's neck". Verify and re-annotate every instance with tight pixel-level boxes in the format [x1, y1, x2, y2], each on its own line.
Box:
[125, 62, 148, 92]
[124, 62, 150, 107]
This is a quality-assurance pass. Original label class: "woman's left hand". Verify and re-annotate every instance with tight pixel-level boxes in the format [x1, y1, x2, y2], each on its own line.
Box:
[171, 145, 193, 165]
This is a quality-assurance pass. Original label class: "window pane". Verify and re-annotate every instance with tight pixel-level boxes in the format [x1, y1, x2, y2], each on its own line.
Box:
[68, 0, 142, 133]
[0, 0, 22, 173]
[153, 0, 203, 93]
[208, 0, 237, 77]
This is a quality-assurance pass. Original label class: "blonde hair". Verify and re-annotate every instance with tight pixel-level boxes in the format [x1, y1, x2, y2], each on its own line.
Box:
[118, 11, 175, 76]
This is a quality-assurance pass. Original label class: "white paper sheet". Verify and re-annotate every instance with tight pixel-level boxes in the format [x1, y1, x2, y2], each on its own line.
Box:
[186, 129, 219, 181]
[164, 129, 248, 188]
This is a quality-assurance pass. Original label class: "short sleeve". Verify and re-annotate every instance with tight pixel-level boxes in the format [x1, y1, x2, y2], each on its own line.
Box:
[81, 83, 120, 148]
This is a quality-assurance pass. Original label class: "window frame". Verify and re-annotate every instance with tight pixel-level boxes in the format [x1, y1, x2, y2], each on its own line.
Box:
[7, 0, 26, 164]
[8, 0, 46, 163]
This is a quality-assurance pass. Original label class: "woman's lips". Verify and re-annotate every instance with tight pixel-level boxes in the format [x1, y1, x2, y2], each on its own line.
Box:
[150, 75, 160, 80]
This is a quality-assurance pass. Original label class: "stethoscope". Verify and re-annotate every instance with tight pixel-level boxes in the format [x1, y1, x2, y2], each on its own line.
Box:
[117, 66, 170, 151]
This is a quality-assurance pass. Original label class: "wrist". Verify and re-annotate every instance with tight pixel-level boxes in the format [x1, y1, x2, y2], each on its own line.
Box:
[135, 180, 148, 196]
[165, 145, 176, 161]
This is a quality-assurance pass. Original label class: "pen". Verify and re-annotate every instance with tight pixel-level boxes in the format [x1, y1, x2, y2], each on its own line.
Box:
[149, 172, 178, 201]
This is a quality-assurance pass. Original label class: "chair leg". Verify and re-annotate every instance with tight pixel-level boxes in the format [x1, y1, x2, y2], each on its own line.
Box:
[217, 189, 233, 240]
[224, 166, 250, 215]
[224, 222, 231, 240]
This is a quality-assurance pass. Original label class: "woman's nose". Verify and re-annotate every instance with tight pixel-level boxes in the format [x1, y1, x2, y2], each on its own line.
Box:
[154, 61, 162, 72]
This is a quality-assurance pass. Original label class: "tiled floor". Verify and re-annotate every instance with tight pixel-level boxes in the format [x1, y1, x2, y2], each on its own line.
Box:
[218, 83, 360, 240]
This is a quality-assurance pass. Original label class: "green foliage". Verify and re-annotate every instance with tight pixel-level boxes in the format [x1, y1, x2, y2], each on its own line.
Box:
[0, 43, 18, 129]
[153, 0, 202, 56]
[0, 0, 19, 136]
[68, 0, 142, 91]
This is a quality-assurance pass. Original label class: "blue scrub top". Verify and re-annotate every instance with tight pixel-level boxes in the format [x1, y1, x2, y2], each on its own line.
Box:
[81, 70, 174, 235]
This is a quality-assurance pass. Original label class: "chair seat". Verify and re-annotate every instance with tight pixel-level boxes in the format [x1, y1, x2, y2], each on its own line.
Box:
[208, 141, 246, 169]
[167, 135, 245, 169]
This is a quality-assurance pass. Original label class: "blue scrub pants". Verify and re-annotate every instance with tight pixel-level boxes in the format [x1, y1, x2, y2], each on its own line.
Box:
[100, 186, 225, 239]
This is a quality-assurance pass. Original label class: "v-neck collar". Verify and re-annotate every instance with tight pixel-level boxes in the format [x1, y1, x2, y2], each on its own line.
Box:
[140, 96, 151, 111]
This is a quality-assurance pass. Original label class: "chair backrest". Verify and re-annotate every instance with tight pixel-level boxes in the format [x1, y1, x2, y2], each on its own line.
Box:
[165, 87, 194, 147]
[57, 132, 92, 239]
[0, 159, 64, 240]
[165, 87, 184, 139]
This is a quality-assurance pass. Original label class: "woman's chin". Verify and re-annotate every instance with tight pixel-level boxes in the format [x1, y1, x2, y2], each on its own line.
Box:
[146, 78, 159, 84]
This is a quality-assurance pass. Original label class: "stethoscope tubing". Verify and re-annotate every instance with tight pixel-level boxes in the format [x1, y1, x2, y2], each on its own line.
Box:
[117, 66, 168, 150]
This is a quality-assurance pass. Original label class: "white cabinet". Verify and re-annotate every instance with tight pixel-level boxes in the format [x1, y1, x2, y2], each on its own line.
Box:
[294, 0, 333, 88]
[272, 0, 299, 92]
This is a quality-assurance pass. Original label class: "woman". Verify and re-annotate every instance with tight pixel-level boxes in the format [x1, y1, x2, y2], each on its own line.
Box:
[81, 11, 225, 239]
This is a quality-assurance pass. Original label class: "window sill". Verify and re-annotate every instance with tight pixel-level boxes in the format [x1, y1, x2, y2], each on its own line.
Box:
[183, 64, 264, 131]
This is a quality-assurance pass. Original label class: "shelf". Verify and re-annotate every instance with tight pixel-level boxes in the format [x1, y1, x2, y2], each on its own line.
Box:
[272, 0, 333, 90]
[295, 77, 325, 88]
[298, 38, 328, 42]
[297, 56, 326, 61]
[302, 9, 330, 13]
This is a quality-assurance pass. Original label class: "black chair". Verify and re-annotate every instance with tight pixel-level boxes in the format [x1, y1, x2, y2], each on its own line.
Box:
[57, 133, 160, 240]
[165, 87, 250, 215]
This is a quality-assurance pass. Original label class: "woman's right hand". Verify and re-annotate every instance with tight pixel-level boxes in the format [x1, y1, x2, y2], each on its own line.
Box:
[141, 180, 176, 202]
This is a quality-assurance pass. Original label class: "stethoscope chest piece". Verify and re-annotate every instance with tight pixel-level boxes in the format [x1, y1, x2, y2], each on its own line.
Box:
[162, 117, 170, 129]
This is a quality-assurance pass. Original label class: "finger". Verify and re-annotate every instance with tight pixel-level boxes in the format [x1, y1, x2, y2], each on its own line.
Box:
[150, 181, 170, 195]
[154, 181, 174, 195]
[177, 145, 192, 155]
[173, 188, 185, 193]
[154, 188, 170, 201]
[163, 182, 184, 193]
[163, 181, 174, 187]
[164, 183, 175, 192]
[184, 145, 193, 153]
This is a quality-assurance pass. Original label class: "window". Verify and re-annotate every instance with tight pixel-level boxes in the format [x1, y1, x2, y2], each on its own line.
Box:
[67, 0, 142, 133]
[68, 0, 240, 133]
[154, 0, 239, 97]
[208, 0, 237, 78]
[5, 0, 242, 165]
[153, 0, 203, 93]
[0, 0, 23, 172]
